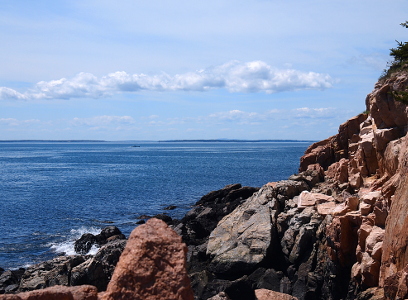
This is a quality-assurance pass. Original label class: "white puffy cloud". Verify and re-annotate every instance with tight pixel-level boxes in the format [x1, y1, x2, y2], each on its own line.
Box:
[0, 61, 334, 100]
[0, 88, 26, 100]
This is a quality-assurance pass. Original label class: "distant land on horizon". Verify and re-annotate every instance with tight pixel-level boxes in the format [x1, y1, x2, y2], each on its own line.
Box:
[0, 139, 317, 143]
[159, 139, 316, 143]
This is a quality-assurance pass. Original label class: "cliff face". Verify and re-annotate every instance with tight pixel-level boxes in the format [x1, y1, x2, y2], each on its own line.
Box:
[299, 70, 408, 299]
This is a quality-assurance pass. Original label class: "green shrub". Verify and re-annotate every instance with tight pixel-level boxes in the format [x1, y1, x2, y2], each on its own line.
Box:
[379, 21, 408, 80]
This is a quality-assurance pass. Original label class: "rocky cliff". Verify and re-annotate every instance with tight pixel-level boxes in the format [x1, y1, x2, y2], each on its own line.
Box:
[180, 69, 408, 299]
[3, 70, 408, 299]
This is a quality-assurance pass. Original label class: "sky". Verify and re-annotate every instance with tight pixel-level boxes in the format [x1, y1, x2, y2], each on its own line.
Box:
[0, 0, 407, 141]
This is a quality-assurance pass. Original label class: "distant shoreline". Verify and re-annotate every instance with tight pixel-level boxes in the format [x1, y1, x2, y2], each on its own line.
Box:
[0, 139, 316, 143]
[159, 139, 316, 143]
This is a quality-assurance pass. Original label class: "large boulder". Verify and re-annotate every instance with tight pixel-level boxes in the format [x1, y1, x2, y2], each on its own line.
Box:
[206, 185, 279, 276]
[101, 218, 194, 300]
[179, 184, 259, 246]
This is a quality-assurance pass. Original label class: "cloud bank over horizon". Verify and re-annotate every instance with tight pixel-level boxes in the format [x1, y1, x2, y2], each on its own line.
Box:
[0, 61, 334, 101]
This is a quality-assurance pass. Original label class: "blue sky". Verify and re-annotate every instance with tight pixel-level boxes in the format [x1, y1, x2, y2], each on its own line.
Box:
[0, 0, 407, 141]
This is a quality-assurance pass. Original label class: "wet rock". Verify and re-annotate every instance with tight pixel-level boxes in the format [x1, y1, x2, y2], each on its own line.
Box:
[74, 226, 125, 255]
[70, 239, 126, 291]
[74, 233, 97, 255]
[164, 205, 177, 210]
[96, 226, 125, 244]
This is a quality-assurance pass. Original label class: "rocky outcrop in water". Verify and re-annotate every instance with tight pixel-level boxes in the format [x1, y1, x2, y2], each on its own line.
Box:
[74, 226, 126, 255]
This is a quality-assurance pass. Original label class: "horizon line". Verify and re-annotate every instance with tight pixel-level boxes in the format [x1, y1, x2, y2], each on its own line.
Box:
[0, 139, 317, 143]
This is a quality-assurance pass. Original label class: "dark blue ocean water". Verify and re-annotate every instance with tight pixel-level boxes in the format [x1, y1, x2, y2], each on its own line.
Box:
[0, 141, 311, 270]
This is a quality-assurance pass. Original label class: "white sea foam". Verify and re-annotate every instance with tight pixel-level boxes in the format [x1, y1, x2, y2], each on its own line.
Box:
[49, 226, 101, 256]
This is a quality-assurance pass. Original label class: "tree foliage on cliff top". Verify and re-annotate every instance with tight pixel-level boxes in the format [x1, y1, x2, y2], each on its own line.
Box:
[380, 21, 408, 80]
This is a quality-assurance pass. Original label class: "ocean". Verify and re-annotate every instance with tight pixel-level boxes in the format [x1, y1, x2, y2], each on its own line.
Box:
[0, 141, 311, 270]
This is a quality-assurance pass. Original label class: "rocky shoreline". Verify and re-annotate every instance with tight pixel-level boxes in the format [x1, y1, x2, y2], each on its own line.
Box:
[2, 70, 408, 299]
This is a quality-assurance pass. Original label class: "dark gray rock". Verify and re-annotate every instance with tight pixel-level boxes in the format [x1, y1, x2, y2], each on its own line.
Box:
[74, 233, 97, 255]
[164, 205, 177, 210]
[256, 269, 283, 292]
[70, 239, 126, 291]
[152, 213, 173, 225]
[0, 269, 24, 294]
[74, 226, 125, 255]
[180, 184, 259, 247]
[18, 255, 88, 292]
[224, 276, 256, 300]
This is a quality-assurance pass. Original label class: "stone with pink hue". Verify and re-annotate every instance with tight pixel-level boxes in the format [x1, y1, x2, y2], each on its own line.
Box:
[316, 201, 336, 215]
[254, 289, 298, 300]
[325, 158, 349, 183]
[299, 137, 336, 172]
[101, 218, 194, 300]
[332, 196, 359, 216]
[0, 285, 97, 300]
[361, 191, 382, 205]
[365, 226, 384, 254]
[360, 202, 373, 216]
[297, 191, 334, 207]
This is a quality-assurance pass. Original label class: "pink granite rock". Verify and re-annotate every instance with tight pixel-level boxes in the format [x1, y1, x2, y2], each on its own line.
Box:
[298, 191, 334, 207]
[255, 289, 298, 300]
[101, 218, 194, 300]
[0, 285, 97, 300]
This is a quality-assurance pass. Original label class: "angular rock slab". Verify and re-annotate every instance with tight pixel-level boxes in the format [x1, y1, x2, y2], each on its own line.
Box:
[207, 186, 279, 275]
[297, 191, 334, 207]
[101, 218, 194, 300]
[255, 289, 298, 300]
[0, 285, 98, 300]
